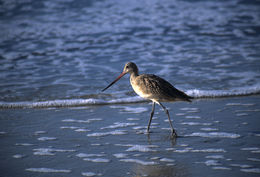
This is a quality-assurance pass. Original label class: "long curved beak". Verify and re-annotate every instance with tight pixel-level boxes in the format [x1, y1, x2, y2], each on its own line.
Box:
[102, 72, 126, 92]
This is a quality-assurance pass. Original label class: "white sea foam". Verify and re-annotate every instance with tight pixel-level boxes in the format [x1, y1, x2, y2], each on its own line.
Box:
[82, 172, 102, 176]
[241, 147, 259, 151]
[33, 148, 75, 156]
[101, 122, 137, 129]
[230, 164, 252, 168]
[132, 126, 147, 130]
[37, 137, 57, 141]
[181, 122, 212, 126]
[74, 128, 90, 132]
[160, 158, 175, 163]
[206, 155, 224, 159]
[87, 130, 127, 137]
[240, 168, 260, 173]
[13, 154, 26, 159]
[60, 126, 81, 130]
[191, 148, 226, 153]
[212, 166, 231, 170]
[185, 116, 201, 119]
[15, 143, 34, 146]
[236, 113, 249, 117]
[247, 158, 260, 162]
[127, 118, 140, 121]
[180, 107, 199, 111]
[76, 153, 105, 158]
[26, 168, 71, 173]
[1, 85, 259, 108]
[187, 85, 260, 98]
[126, 145, 158, 152]
[0, 131, 7, 135]
[200, 128, 219, 131]
[81, 172, 96, 177]
[120, 158, 157, 165]
[34, 131, 47, 135]
[226, 103, 255, 106]
[186, 132, 241, 138]
[205, 160, 221, 166]
[120, 106, 148, 114]
[113, 153, 128, 158]
[62, 118, 101, 123]
[169, 148, 226, 153]
[83, 158, 110, 163]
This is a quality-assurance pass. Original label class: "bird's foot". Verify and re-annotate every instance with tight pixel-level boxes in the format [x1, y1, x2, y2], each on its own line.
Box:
[171, 129, 178, 138]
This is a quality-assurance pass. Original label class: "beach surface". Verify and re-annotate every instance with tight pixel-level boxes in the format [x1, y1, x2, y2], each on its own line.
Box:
[1, 95, 260, 177]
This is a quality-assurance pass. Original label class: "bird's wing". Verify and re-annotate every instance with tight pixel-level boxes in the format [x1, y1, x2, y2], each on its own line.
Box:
[137, 74, 192, 102]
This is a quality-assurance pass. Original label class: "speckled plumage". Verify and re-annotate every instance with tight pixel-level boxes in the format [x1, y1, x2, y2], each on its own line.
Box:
[102, 62, 193, 137]
[130, 73, 192, 103]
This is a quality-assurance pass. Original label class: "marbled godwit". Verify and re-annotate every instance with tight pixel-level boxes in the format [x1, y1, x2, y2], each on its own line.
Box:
[102, 62, 193, 136]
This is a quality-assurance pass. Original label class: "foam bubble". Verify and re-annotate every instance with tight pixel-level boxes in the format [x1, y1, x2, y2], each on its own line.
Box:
[206, 155, 224, 159]
[81, 172, 96, 177]
[240, 168, 260, 173]
[76, 153, 105, 158]
[181, 122, 212, 126]
[191, 148, 226, 153]
[212, 166, 231, 170]
[0, 131, 7, 135]
[82, 172, 102, 176]
[74, 128, 90, 132]
[113, 153, 128, 158]
[120, 158, 157, 165]
[87, 130, 127, 137]
[126, 145, 158, 152]
[83, 158, 110, 163]
[37, 137, 57, 141]
[26, 168, 71, 173]
[236, 113, 249, 117]
[205, 160, 221, 166]
[185, 116, 201, 119]
[247, 158, 260, 162]
[60, 126, 81, 130]
[121, 106, 148, 114]
[241, 147, 259, 151]
[33, 148, 75, 156]
[13, 154, 26, 159]
[160, 158, 175, 163]
[101, 122, 137, 129]
[34, 131, 47, 135]
[230, 164, 252, 168]
[180, 108, 199, 111]
[200, 128, 219, 131]
[127, 118, 140, 121]
[186, 132, 241, 138]
[15, 143, 34, 146]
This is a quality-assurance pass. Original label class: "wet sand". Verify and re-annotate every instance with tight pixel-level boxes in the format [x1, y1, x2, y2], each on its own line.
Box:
[0, 95, 260, 177]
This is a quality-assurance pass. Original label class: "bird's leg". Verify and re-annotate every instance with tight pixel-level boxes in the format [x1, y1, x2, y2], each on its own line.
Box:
[147, 102, 155, 133]
[158, 102, 177, 137]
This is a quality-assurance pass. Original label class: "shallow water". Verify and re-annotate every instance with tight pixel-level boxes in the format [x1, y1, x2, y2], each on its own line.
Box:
[0, 0, 260, 108]
[0, 96, 260, 177]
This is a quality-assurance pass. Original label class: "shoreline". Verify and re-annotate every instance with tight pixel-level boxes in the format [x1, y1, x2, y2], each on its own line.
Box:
[0, 93, 259, 109]
[0, 95, 259, 177]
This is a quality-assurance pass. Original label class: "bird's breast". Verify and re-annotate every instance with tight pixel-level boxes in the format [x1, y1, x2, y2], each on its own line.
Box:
[130, 75, 154, 100]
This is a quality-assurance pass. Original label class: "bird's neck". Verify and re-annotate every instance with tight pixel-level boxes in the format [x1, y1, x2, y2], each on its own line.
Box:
[130, 71, 138, 81]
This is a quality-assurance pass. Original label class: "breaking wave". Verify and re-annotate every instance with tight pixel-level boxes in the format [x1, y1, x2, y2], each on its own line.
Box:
[0, 85, 259, 108]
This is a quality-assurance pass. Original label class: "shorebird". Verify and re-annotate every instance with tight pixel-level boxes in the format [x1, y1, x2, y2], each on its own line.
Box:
[102, 62, 193, 136]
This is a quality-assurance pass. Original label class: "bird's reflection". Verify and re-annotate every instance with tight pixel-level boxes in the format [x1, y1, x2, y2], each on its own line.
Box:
[131, 163, 188, 177]
[146, 132, 177, 147]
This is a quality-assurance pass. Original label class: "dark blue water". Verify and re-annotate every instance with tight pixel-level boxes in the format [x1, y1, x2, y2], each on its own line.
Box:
[0, 0, 260, 107]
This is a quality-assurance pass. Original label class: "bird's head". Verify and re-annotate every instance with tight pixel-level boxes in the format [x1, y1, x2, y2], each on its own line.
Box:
[123, 62, 138, 74]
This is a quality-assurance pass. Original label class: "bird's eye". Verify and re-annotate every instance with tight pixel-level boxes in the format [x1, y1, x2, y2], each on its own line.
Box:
[126, 66, 129, 68]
